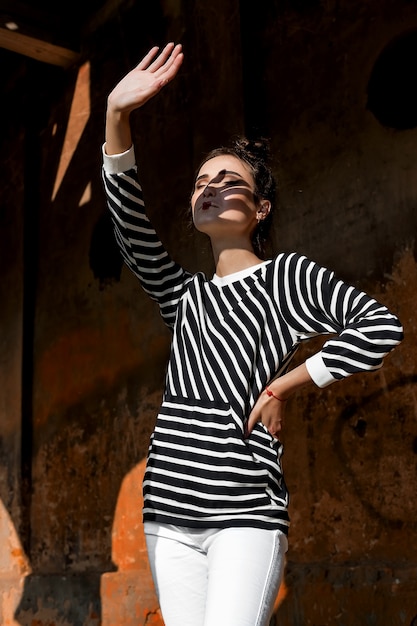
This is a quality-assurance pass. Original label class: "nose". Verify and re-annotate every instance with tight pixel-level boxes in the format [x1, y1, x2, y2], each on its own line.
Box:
[202, 183, 215, 197]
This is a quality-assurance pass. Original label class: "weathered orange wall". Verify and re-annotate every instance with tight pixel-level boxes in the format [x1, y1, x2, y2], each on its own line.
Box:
[0, 1, 416, 625]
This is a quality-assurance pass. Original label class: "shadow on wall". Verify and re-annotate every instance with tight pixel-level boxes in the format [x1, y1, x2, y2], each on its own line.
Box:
[15, 574, 102, 626]
[367, 29, 417, 130]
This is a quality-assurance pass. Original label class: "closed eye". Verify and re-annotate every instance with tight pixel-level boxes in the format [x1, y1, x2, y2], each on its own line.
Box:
[194, 169, 252, 192]
[222, 178, 245, 187]
[194, 178, 248, 192]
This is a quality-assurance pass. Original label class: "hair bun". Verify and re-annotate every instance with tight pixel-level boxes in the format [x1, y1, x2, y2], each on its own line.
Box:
[231, 136, 272, 166]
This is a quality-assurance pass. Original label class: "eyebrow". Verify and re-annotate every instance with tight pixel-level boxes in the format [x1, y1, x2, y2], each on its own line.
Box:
[195, 170, 251, 185]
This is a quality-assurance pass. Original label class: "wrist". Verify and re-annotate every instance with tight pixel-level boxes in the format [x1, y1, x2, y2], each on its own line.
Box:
[105, 106, 133, 156]
[265, 387, 287, 402]
[106, 101, 130, 123]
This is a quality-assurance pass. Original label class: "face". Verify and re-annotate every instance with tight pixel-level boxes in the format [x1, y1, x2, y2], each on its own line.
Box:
[191, 155, 266, 240]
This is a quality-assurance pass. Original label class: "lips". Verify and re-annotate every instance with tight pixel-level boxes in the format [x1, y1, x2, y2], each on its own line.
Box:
[201, 201, 212, 210]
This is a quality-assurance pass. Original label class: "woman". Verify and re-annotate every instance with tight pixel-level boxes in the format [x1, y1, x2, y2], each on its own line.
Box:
[102, 43, 403, 626]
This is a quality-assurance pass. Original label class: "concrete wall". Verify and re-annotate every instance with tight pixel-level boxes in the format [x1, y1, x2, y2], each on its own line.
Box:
[0, 1, 416, 624]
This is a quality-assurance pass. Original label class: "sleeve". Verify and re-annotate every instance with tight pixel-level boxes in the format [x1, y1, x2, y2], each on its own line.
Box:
[101, 144, 192, 329]
[275, 253, 404, 388]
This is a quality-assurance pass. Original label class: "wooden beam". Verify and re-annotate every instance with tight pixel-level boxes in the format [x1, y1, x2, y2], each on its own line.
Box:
[0, 26, 79, 67]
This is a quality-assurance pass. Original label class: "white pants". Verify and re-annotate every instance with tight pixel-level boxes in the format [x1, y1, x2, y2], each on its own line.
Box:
[144, 522, 288, 626]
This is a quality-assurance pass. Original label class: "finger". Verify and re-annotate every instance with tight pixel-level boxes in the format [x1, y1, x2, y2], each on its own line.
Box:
[244, 411, 259, 438]
[154, 44, 183, 79]
[136, 46, 160, 71]
[158, 52, 184, 87]
[268, 418, 284, 438]
[147, 42, 177, 72]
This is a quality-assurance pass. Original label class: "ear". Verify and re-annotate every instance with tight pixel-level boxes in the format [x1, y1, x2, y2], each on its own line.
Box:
[256, 200, 271, 222]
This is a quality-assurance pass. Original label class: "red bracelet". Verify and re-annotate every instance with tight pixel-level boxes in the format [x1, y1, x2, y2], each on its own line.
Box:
[265, 387, 287, 402]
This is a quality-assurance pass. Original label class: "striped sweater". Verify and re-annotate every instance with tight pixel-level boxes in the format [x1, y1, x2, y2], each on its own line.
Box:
[102, 146, 403, 533]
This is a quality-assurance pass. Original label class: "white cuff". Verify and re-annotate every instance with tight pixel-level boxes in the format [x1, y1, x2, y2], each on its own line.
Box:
[102, 143, 136, 174]
[305, 352, 337, 388]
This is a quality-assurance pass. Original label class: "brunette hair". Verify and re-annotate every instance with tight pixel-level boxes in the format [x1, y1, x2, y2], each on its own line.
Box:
[198, 137, 277, 257]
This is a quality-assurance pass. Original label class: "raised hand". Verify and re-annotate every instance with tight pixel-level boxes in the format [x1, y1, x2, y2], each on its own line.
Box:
[108, 43, 183, 115]
[105, 43, 183, 154]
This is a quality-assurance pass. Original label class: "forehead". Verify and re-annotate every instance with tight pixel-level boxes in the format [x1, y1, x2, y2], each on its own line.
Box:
[196, 154, 254, 182]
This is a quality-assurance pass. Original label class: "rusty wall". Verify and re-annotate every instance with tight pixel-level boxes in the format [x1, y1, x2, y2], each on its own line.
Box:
[0, 0, 416, 625]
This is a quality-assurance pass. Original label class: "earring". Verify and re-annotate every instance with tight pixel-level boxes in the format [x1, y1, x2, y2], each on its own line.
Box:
[257, 205, 267, 222]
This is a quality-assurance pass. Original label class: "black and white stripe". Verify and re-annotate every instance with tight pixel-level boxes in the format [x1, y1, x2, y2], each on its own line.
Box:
[103, 164, 403, 533]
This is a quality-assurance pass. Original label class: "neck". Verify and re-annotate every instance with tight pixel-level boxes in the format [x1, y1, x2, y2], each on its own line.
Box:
[211, 239, 263, 277]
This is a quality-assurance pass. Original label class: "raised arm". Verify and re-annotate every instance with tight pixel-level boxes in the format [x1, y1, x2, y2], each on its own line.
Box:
[102, 44, 189, 329]
[105, 43, 184, 155]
